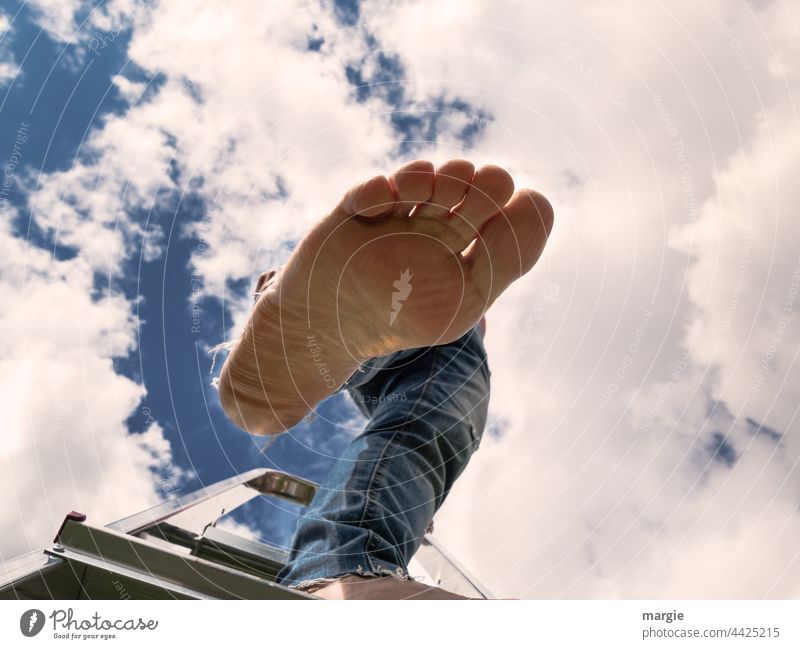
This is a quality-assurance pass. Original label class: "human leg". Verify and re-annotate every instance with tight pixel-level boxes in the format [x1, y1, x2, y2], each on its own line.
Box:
[274, 323, 490, 598]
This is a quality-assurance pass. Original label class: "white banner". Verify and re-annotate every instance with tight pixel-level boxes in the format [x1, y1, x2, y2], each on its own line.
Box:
[0, 600, 797, 648]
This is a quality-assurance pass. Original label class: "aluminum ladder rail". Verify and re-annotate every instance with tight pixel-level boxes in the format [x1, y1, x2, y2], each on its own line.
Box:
[0, 468, 493, 600]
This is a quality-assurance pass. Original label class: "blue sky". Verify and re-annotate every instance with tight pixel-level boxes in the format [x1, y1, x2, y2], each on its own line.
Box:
[2, 0, 799, 598]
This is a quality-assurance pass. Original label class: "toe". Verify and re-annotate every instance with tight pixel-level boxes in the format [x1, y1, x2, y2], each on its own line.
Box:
[389, 159, 435, 212]
[463, 188, 554, 304]
[450, 165, 515, 238]
[413, 159, 475, 219]
[339, 174, 397, 218]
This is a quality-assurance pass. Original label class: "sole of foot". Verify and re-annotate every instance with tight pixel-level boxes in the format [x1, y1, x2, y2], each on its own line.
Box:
[219, 159, 554, 434]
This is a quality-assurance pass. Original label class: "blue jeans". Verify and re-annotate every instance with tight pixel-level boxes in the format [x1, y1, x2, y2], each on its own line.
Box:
[274, 324, 491, 590]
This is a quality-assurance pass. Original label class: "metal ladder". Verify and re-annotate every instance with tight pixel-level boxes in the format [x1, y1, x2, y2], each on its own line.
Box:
[0, 468, 493, 600]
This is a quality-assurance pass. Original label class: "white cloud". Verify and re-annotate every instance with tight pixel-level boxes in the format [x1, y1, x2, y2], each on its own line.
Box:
[671, 101, 800, 432]
[0, 12, 20, 86]
[0, 62, 19, 85]
[28, 102, 177, 272]
[25, 0, 84, 43]
[215, 516, 261, 542]
[0, 215, 185, 560]
[24, 0, 156, 64]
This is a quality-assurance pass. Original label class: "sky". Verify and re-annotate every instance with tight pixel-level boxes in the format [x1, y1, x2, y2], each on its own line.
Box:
[0, 0, 798, 598]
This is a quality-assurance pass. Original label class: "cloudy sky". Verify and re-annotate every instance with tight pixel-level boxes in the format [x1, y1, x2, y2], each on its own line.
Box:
[1, 0, 798, 598]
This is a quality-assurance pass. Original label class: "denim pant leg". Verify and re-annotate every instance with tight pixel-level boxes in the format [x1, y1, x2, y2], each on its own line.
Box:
[274, 325, 491, 589]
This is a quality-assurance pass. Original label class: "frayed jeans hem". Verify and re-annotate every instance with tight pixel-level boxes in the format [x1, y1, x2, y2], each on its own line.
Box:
[290, 564, 418, 593]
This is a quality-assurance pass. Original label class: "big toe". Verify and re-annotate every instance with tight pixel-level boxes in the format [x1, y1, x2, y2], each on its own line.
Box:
[463, 189, 554, 303]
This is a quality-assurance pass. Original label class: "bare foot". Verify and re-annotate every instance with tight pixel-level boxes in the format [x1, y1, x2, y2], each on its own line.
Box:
[218, 159, 554, 434]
